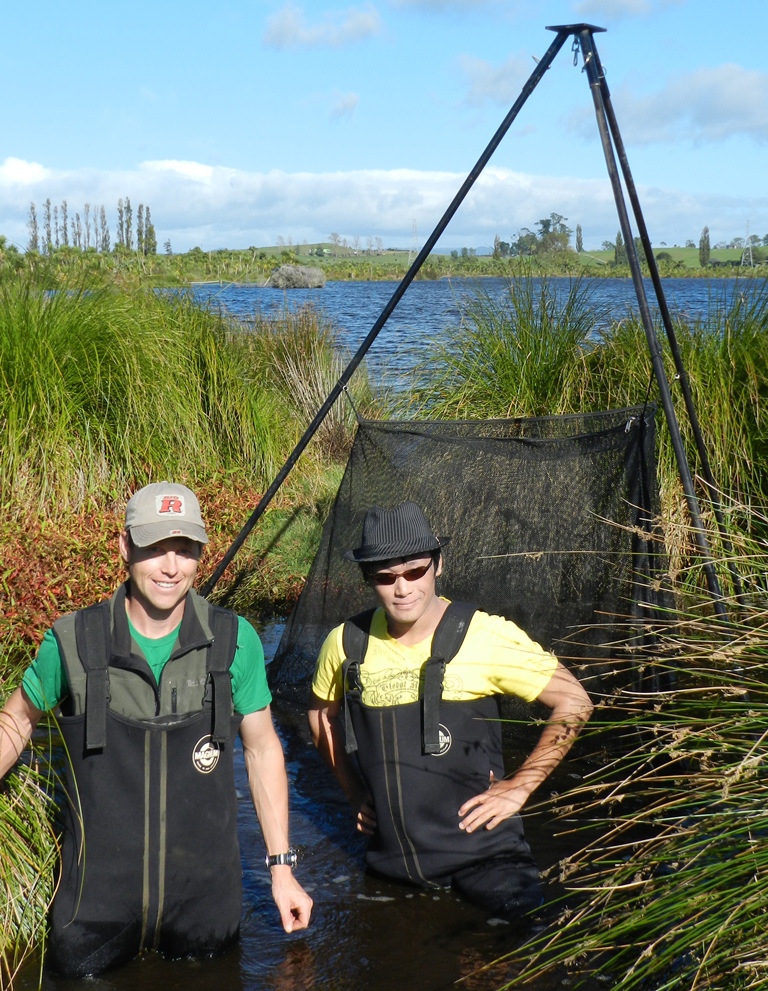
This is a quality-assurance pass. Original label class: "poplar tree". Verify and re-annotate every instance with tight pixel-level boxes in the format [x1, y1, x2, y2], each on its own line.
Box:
[27, 202, 40, 252]
[136, 204, 144, 255]
[60, 200, 69, 246]
[124, 197, 133, 250]
[116, 198, 125, 247]
[53, 205, 60, 249]
[100, 206, 110, 252]
[614, 230, 627, 265]
[144, 207, 157, 255]
[698, 226, 711, 268]
[84, 203, 91, 250]
[575, 223, 583, 253]
[43, 198, 52, 253]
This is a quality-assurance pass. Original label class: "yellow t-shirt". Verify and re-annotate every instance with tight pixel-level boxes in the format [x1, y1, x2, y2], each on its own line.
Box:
[312, 602, 558, 707]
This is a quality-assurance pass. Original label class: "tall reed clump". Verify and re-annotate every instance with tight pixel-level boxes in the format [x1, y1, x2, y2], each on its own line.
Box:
[410, 275, 610, 419]
[240, 302, 377, 465]
[497, 505, 768, 991]
[411, 275, 768, 556]
[0, 280, 374, 518]
[575, 284, 768, 526]
[0, 276, 284, 513]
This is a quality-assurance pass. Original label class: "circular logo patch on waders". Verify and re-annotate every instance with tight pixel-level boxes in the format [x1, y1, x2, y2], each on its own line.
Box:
[430, 724, 452, 757]
[193, 735, 221, 774]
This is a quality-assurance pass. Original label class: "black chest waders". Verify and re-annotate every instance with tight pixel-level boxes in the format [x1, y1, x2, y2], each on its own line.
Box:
[48, 588, 243, 977]
[341, 603, 532, 887]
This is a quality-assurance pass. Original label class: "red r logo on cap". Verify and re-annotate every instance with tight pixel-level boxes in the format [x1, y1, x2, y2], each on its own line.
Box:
[158, 496, 184, 515]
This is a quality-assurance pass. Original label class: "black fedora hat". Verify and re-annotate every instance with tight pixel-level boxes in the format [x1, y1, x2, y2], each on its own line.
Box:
[344, 501, 450, 563]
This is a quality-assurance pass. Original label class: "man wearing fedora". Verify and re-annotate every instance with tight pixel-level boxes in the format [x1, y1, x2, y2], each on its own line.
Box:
[0, 482, 312, 976]
[309, 500, 593, 920]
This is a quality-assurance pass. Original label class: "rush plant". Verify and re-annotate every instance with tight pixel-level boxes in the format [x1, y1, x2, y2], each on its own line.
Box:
[498, 504, 768, 991]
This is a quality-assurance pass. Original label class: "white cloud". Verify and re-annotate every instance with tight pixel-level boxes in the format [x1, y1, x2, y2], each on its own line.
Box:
[458, 52, 532, 107]
[0, 157, 764, 252]
[0, 157, 51, 185]
[263, 1, 383, 50]
[143, 160, 216, 181]
[567, 63, 768, 145]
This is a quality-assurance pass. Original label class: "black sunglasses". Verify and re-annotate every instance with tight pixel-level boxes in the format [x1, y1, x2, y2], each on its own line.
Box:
[369, 559, 434, 586]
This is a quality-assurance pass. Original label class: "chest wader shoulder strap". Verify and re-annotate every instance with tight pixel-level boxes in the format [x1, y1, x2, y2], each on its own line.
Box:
[422, 601, 477, 754]
[205, 606, 239, 745]
[340, 608, 376, 755]
[74, 601, 112, 751]
[340, 602, 477, 756]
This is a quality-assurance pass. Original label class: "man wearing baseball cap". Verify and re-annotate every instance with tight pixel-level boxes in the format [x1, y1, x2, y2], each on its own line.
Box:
[0, 482, 312, 976]
[309, 501, 593, 922]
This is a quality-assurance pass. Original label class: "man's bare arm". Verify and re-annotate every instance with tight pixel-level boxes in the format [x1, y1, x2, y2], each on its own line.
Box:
[0, 687, 44, 779]
[239, 707, 313, 932]
[458, 663, 594, 832]
[308, 694, 376, 835]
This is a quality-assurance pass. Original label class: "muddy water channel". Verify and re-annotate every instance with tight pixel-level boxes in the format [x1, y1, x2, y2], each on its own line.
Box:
[17, 621, 598, 991]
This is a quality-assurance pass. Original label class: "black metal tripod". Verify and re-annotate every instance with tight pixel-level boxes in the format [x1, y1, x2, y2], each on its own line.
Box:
[202, 23, 732, 618]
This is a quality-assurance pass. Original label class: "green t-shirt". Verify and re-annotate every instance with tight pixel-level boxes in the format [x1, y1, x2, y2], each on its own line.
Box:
[22, 614, 271, 716]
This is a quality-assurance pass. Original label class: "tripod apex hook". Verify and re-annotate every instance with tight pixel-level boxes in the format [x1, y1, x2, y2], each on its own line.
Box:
[545, 23, 607, 35]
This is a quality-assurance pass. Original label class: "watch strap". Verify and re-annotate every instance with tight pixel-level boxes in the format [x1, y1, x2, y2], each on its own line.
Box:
[266, 847, 298, 869]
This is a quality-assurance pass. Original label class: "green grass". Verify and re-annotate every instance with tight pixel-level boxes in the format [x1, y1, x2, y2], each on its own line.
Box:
[0, 275, 375, 515]
[581, 246, 748, 270]
[407, 274, 768, 581]
[1, 644, 58, 987]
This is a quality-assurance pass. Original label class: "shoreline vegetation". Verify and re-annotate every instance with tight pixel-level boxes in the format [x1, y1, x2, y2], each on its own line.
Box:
[2, 262, 768, 990]
[2, 236, 766, 288]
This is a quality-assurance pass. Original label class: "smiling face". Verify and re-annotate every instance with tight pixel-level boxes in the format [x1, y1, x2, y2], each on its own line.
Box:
[366, 552, 446, 643]
[119, 531, 201, 631]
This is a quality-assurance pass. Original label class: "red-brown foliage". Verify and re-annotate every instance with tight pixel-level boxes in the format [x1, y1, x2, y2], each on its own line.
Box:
[0, 482, 290, 651]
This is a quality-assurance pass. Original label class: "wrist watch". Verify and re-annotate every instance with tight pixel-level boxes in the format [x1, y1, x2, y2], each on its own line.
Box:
[265, 847, 298, 870]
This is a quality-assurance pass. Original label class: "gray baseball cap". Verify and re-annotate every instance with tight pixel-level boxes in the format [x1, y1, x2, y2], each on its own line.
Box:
[124, 482, 208, 547]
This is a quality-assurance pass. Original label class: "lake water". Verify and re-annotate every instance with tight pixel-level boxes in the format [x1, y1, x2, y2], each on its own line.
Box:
[192, 275, 761, 391]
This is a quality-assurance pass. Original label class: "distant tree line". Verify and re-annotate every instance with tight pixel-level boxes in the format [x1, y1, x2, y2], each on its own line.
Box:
[26, 198, 157, 255]
[488, 213, 768, 269]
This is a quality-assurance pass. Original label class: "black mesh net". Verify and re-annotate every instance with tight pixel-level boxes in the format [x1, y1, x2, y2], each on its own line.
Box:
[269, 404, 668, 704]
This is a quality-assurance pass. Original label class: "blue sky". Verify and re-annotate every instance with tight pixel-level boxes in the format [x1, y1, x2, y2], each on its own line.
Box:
[1, 0, 766, 253]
